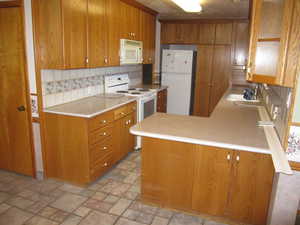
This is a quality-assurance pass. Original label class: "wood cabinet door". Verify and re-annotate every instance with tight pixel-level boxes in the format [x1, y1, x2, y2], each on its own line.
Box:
[130, 6, 141, 40]
[197, 23, 216, 45]
[142, 138, 195, 211]
[228, 151, 274, 225]
[192, 146, 232, 217]
[140, 10, 149, 63]
[87, 0, 108, 67]
[232, 22, 249, 66]
[126, 113, 136, 152]
[161, 23, 177, 44]
[193, 45, 214, 117]
[107, 0, 120, 66]
[148, 13, 156, 64]
[215, 23, 233, 45]
[61, 0, 88, 68]
[0, 7, 34, 176]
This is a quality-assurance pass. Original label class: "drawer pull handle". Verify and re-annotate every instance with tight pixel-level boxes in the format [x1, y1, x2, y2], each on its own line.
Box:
[121, 112, 125, 115]
[103, 146, 107, 150]
[227, 154, 231, 161]
[102, 132, 107, 136]
[236, 155, 240, 162]
[101, 120, 107, 124]
[104, 162, 108, 167]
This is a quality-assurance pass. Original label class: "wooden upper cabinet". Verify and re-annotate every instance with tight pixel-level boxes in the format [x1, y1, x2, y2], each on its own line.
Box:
[197, 23, 216, 45]
[215, 23, 233, 45]
[107, 0, 121, 66]
[61, 0, 88, 68]
[120, 1, 141, 40]
[232, 22, 249, 66]
[247, 0, 300, 87]
[141, 10, 156, 64]
[161, 23, 177, 44]
[87, 0, 108, 67]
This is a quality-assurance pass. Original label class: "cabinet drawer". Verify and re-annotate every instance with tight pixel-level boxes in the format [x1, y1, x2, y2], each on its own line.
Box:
[89, 125, 113, 145]
[90, 153, 112, 180]
[114, 105, 128, 120]
[126, 101, 137, 114]
[90, 137, 113, 165]
[89, 111, 114, 131]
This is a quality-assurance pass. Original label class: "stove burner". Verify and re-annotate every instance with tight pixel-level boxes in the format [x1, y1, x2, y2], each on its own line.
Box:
[128, 88, 136, 91]
[116, 90, 128, 93]
[131, 92, 141, 95]
[139, 89, 150, 92]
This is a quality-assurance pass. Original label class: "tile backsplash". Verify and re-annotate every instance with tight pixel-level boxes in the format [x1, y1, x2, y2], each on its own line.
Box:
[42, 65, 142, 108]
[260, 84, 292, 143]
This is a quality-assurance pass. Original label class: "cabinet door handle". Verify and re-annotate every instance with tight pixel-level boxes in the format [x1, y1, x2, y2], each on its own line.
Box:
[103, 162, 108, 167]
[101, 120, 107, 124]
[236, 155, 240, 162]
[102, 132, 107, 136]
[104, 58, 108, 64]
[102, 146, 107, 150]
[227, 154, 231, 161]
[128, 120, 131, 124]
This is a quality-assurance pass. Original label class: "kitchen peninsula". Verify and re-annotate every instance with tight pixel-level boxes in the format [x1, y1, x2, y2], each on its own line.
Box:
[130, 89, 292, 225]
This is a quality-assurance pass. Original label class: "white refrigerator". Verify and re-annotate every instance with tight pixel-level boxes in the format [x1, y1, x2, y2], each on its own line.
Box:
[161, 50, 196, 115]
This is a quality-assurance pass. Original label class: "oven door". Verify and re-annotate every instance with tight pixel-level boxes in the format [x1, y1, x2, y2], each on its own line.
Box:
[138, 94, 157, 122]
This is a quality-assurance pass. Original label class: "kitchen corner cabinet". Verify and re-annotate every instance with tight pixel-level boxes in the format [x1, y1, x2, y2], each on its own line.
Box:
[156, 89, 167, 113]
[120, 1, 141, 40]
[247, 0, 300, 87]
[142, 137, 274, 225]
[44, 101, 136, 185]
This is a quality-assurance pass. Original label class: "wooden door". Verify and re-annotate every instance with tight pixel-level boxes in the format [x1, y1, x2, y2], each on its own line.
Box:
[142, 138, 195, 211]
[193, 45, 214, 117]
[0, 7, 34, 176]
[228, 151, 274, 225]
[87, 0, 108, 67]
[107, 0, 120, 66]
[192, 146, 232, 217]
[215, 23, 233, 45]
[62, 0, 88, 68]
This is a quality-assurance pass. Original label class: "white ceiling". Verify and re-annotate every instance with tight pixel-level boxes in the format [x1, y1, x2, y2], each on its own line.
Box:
[136, 0, 250, 20]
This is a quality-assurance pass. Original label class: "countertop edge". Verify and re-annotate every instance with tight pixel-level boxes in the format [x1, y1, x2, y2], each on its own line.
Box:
[43, 98, 138, 118]
[130, 128, 270, 155]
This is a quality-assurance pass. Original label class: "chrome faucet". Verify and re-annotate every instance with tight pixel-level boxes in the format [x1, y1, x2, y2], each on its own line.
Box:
[253, 84, 259, 100]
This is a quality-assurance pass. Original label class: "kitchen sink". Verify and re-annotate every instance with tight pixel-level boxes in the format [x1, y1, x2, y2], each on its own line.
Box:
[226, 93, 260, 103]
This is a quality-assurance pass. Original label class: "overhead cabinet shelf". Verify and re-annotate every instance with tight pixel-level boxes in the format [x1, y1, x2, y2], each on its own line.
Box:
[247, 0, 300, 87]
[33, 0, 156, 69]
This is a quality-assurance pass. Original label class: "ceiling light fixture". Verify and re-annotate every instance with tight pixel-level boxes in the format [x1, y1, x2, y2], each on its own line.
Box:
[171, 0, 202, 12]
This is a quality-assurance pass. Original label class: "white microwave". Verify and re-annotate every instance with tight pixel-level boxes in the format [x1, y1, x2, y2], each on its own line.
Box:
[120, 39, 143, 65]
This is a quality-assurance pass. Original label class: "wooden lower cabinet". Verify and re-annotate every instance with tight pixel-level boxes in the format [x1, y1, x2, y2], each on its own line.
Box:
[44, 101, 137, 185]
[141, 137, 274, 225]
[156, 89, 167, 113]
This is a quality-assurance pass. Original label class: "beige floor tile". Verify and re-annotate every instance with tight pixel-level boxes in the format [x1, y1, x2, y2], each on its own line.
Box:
[0, 207, 33, 225]
[156, 208, 174, 219]
[123, 209, 140, 220]
[0, 192, 11, 203]
[135, 211, 154, 224]
[26, 201, 49, 214]
[151, 216, 169, 225]
[203, 221, 228, 225]
[109, 198, 132, 215]
[24, 216, 58, 225]
[61, 215, 82, 225]
[78, 210, 117, 225]
[6, 196, 35, 209]
[111, 184, 131, 196]
[50, 209, 69, 222]
[103, 195, 120, 204]
[60, 184, 85, 194]
[169, 213, 203, 225]
[74, 206, 91, 217]
[130, 201, 158, 215]
[39, 207, 58, 218]
[91, 192, 107, 201]
[51, 193, 87, 213]
[83, 198, 113, 212]
[115, 218, 145, 225]
[0, 203, 11, 214]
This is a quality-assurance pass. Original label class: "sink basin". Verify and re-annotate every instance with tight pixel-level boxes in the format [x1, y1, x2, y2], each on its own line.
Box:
[226, 94, 260, 103]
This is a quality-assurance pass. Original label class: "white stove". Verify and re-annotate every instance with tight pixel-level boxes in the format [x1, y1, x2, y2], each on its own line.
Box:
[104, 74, 157, 149]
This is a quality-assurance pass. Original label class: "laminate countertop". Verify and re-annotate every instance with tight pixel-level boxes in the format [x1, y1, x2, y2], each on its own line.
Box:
[130, 88, 292, 174]
[44, 94, 137, 118]
[130, 84, 168, 92]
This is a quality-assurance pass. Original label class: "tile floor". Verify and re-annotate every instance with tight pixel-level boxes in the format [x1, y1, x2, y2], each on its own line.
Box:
[0, 152, 243, 225]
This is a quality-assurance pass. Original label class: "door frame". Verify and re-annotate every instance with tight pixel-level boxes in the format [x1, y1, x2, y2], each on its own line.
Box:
[1, 1, 36, 177]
